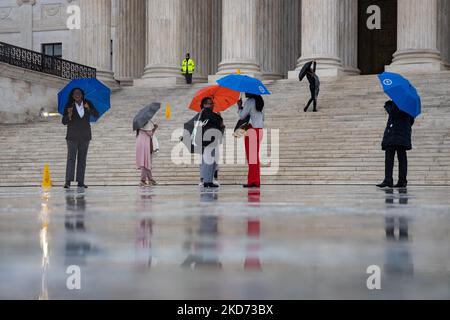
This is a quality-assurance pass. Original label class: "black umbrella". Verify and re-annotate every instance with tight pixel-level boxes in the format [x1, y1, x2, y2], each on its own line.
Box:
[234, 115, 250, 132]
[181, 112, 203, 154]
[133, 102, 161, 131]
[298, 61, 313, 82]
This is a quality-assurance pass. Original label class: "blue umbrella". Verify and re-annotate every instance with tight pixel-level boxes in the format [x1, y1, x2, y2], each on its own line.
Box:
[57, 78, 111, 123]
[217, 74, 271, 95]
[378, 72, 421, 118]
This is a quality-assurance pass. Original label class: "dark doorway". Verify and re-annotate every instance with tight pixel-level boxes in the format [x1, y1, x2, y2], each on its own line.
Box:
[358, 0, 397, 75]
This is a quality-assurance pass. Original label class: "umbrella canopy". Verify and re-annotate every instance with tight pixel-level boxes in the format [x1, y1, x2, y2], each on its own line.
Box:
[378, 72, 421, 118]
[57, 78, 111, 123]
[298, 61, 313, 82]
[189, 85, 240, 112]
[181, 113, 203, 154]
[216, 74, 271, 95]
[133, 102, 161, 131]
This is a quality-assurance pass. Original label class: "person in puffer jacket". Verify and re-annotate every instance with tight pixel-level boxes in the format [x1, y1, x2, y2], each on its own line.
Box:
[377, 100, 415, 188]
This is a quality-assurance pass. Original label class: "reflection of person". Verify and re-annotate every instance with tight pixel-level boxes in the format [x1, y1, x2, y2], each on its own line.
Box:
[377, 100, 414, 189]
[64, 192, 91, 266]
[238, 94, 264, 188]
[181, 192, 221, 269]
[136, 219, 153, 268]
[136, 121, 158, 187]
[304, 61, 320, 112]
[245, 189, 262, 270]
[62, 88, 99, 189]
[383, 189, 414, 277]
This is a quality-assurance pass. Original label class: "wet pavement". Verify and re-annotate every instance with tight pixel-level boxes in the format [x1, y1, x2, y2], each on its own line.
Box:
[0, 185, 449, 300]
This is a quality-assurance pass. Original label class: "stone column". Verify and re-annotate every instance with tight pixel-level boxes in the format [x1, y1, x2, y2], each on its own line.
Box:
[258, 0, 283, 80]
[137, 0, 184, 86]
[339, 0, 360, 75]
[281, 0, 301, 78]
[210, 0, 222, 75]
[289, 0, 343, 79]
[114, 0, 146, 85]
[179, 0, 212, 83]
[78, 0, 115, 84]
[17, 0, 35, 50]
[213, 0, 261, 79]
[387, 0, 444, 73]
[438, 0, 450, 68]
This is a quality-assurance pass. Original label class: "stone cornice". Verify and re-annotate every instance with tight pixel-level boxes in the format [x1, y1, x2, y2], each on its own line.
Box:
[16, 0, 36, 6]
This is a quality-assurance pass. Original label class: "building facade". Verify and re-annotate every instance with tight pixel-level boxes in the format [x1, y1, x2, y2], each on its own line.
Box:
[0, 0, 449, 86]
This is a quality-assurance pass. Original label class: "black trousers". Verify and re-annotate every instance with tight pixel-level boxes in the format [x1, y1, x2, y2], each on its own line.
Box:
[66, 140, 90, 184]
[185, 73, 193, 84]
[385, 148, 408, 184]
[305, 84, 317, 111]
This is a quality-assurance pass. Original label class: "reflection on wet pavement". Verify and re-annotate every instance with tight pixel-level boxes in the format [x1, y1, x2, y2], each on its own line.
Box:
[0, 185, 449, 299]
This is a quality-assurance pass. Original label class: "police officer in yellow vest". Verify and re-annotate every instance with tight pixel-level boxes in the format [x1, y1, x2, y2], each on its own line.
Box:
[181, 53, 195, 84]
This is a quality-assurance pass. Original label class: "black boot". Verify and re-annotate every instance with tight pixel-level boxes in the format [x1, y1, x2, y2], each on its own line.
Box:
[377, 181, 393, 188]
[204, 182, 219, 188]
[63, 181, 71, 189]
[394, 181, 407, 188]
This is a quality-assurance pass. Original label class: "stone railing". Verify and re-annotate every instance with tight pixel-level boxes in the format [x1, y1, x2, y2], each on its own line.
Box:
[0, 41, 96, 80]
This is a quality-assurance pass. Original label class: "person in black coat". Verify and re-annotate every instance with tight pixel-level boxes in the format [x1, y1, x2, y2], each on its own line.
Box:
[377, 100, 415, 188]
[198, 97, 225, 188]
[304, 61, 320, 112]
[62, 88, 99, 189]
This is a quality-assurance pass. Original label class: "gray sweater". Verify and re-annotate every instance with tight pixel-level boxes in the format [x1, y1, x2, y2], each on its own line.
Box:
[237, 98, 264, 129]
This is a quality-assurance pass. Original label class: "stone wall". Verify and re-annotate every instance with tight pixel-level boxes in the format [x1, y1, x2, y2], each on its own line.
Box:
[0, 62, 67, 124]
[0, 0, 78, 60]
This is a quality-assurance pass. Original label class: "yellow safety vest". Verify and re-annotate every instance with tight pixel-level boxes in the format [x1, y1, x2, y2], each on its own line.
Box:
[181, 58, 195, 74]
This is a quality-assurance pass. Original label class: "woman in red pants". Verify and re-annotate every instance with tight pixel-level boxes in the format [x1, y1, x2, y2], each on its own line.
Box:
[237, 93, 265, 188]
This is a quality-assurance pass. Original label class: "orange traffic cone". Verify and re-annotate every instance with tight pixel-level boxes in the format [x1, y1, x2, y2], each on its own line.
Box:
[41, 164, 52, 189]
[165, 103, 171, 120]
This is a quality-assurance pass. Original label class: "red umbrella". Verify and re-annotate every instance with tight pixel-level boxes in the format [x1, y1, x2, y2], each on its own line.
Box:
[189, 85, 240, 113]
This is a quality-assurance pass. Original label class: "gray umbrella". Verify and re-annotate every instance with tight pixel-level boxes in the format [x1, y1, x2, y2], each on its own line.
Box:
[133, 102, 161, 131]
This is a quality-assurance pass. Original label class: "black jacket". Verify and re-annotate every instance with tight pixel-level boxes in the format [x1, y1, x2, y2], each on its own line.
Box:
[62, 100, 99, 141]
[381, 100, 414, 151]
[199, 108, 224, 149]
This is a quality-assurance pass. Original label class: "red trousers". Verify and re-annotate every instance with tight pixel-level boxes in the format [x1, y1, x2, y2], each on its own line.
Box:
[245, 127, 263, 186]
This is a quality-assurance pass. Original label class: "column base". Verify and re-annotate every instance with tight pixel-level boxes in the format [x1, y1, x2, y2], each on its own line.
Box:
[386, 49, 445, 73]
[209, 60, 262, 83]
[134, 77, 186, 87]
[208, 72, 263, 84]
[261, 72, 284, 81]
[115, 77, 135, 86]
[96, 69, 120, 90]
[216, 59, 261, 75]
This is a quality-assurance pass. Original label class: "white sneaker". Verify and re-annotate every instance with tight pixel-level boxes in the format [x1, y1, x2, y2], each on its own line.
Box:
[213, 180, 220, 186]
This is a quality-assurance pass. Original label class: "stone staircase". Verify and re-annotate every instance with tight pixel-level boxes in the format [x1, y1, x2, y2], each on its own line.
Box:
[1, 72, 450, 186]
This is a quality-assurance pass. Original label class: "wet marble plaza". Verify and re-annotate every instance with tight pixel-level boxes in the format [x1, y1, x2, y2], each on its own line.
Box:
[0, 185, 449, 299]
